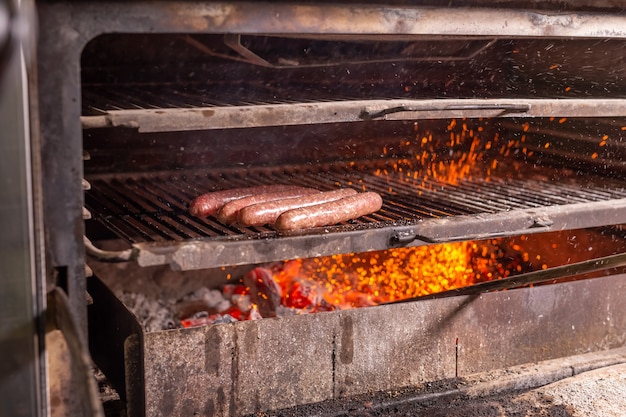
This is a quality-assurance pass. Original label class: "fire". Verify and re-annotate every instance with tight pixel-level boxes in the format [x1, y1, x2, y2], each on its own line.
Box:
[375, 119, 499, 190]
[269, 239, 524, 312]
[181, 238, 528, 327]
[180, 118, 620, 328]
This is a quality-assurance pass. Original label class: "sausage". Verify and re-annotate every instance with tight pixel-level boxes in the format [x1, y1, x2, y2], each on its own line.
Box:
[216, 188, 318, 224]
[238, 188, 358, 227]
[275, 191, 383, 231]
[189, 185, 310, 217]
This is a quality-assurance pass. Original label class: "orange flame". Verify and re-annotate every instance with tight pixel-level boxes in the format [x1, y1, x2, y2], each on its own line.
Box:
[270, 239, 523, 311]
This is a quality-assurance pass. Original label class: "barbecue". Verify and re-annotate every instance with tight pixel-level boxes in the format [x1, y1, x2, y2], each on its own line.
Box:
[22, 1, 626, 416]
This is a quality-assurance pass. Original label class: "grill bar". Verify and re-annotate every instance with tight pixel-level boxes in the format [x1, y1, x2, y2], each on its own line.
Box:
[85, 163, 626, 270]
[81, 96, 626, 132]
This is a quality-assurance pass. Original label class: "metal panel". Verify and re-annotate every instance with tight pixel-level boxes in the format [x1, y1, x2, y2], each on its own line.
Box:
[115, 273, 626, 417]
[0, 2, 44, 413]
[37, 2, 626, 39]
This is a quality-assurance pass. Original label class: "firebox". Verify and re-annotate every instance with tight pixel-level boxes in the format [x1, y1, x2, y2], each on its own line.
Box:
[30, 1, 626, 417]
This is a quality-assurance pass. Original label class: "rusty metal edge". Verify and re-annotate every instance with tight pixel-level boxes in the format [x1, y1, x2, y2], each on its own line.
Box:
[136, 273, 626, 416]
[82, 99, 626, 132]
[133, 198, 626, 270]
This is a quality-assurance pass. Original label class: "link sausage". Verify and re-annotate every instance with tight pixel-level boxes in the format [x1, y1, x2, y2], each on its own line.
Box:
[217, 188, 318, 224]
[275, 191, 383, 231]
[238, 188, 358, 227]
[189, 185, 310, 217]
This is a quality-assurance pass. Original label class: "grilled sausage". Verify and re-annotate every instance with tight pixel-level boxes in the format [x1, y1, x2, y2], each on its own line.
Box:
[238, 188, 358, 227]
[217, 188, 318, 224]
[189, 185, 310, 217]
[275, 191, 383, 231]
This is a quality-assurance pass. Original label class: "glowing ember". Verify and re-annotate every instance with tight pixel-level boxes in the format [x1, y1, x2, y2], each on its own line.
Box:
[270, 239, 524, 312]
[179, 117, 620, 328]
[373, 119, 502, 193]
[179, 239, 527, 327]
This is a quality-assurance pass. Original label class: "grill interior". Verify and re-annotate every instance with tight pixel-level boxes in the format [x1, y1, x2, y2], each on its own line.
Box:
[84, 147, 626, 271]
[81, 34, 626, 112]
[80, 34, 626, 132]
[85, 163, 626, 244]
[80, 32, 626, 270]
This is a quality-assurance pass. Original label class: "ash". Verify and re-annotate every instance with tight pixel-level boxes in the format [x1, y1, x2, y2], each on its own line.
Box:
[116, 285, 246, 332]
[116, 283, 306, 333]
[117, 292, 178, 332]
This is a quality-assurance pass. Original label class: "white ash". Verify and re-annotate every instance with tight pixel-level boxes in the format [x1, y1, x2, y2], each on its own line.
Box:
[231, 294, 252, 312]
[116, 284, 306, 332]
[211, 314, 239, 325]
[117, 286, 235, 332]
[180, 287, 231, 313]
[117, 291, 178, 333]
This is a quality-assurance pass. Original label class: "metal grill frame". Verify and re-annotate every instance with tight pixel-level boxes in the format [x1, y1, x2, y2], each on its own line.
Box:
[37, 0, 626, 337]
[84, 164, 626, 270]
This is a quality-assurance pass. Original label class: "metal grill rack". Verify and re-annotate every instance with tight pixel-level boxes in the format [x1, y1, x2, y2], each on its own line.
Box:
[84, 163, 626, 270]
[80, 83, 626, 132]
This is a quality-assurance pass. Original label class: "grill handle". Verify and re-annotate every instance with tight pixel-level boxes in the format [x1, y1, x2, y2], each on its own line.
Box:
[361, 103, 531, 120]
[390, 215, 553, 246]
[84, 236, 138, 263]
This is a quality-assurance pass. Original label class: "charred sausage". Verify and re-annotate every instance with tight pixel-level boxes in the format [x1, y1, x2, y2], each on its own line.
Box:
[189, 185, 310, 218]
[216, 188, 318, 224]
[238, 188, 358, 227]
[275, 192, 383, 231]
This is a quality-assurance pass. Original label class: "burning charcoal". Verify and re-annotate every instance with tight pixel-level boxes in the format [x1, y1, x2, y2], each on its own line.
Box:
[248, 305, 262, 320]
[220, 306, 246, 321]
[117, 291, 177, 332]
[176, 287, 231, 318]
[181, 314, 215, 328]
[231, 293, 253, 313]
[211, 314, 238, 325]
[285, 280, 317, 309]
[202, 288, 227, 309]
[243, 267, 282, 318]
[192, 311, 209, 319]
[222, 284, 248, 299]
[176, 299, 212, 319]
[181, 312, 238, 328]
[181, 287, 226, 308]
[215, 299, 232, 313]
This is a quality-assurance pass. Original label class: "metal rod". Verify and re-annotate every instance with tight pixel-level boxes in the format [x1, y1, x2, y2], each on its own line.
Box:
[83, 236, 137, 263]
[360, 103, 531, 120]
[392, 252, 626, 303]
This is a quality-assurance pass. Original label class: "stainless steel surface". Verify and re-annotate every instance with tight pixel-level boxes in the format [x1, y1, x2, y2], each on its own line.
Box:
[37, 2, 626, 39]
[35, 3, 626, 416]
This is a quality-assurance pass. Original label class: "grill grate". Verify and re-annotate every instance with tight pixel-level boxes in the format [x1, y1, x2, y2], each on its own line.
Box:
[85, 163, 626, 245]
[81, 84, 402, 116]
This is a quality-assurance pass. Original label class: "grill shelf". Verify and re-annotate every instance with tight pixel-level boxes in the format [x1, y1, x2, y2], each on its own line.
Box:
[79, 33, 626, 131]
[85, 163, 626, 270]
[81, 89, 626, 132]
